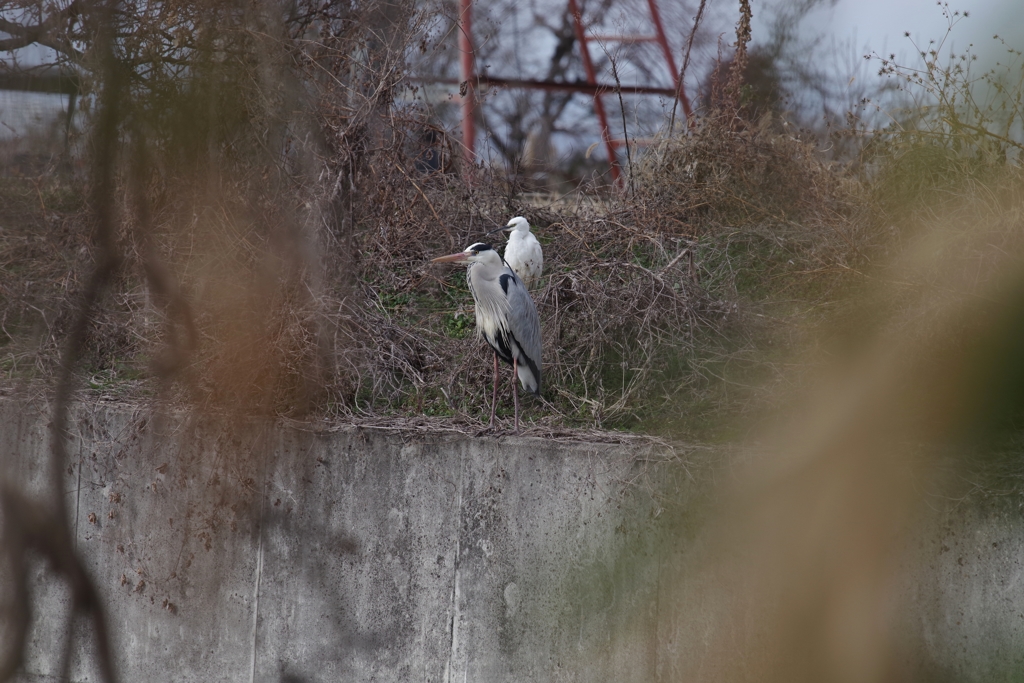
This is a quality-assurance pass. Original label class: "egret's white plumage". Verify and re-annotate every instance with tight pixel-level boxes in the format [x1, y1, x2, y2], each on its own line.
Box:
[499, 216, 543, 289]
[431, 242, 542, 431]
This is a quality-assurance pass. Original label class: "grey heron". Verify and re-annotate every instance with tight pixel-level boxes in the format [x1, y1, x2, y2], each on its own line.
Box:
[488, 216, 543, 289]
[432, 242, 542, 432]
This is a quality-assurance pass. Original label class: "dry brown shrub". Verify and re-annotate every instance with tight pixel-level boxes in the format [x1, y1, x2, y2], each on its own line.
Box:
[0, 114, 864, 434]
[636, 115, 859, 231]
[339, 153, 745, 430]
[0, 2, 874, 437]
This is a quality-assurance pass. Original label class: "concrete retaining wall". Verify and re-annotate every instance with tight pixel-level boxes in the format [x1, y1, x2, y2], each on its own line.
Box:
[0, 400, 676, 683]
[4, 399, 1024, 682]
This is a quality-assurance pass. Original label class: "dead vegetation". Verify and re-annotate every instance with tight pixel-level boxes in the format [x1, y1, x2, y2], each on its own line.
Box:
[0, 0, 1022, 445]
[0, 117, 869, 437]
[4, 2, 1024, 682]
[0, 15, 873, 438]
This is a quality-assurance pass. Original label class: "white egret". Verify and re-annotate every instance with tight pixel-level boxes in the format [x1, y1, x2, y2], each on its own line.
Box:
[490, 216, 543, 289]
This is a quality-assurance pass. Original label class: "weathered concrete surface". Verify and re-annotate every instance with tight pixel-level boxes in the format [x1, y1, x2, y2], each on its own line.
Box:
[899, 501, 1024, 683]
[6, 398, 1024, 682]
[0, 399, 677, 683]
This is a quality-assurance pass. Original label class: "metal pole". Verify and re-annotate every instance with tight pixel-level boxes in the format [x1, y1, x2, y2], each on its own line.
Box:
[568, 0, 621, 185]
[408, 75, 678, 97]
[458, 0, 476, 169]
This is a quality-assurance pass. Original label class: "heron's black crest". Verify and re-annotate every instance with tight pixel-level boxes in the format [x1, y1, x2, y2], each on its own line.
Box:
[468, 242, 493, 252]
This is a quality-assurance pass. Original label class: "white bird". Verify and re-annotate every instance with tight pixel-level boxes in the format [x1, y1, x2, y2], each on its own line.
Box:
[490, 216, 543, 289]
[432, 242, 542, 432]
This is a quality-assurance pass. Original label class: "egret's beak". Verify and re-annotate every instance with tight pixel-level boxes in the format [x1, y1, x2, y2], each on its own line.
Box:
[485, 225, 509, 236]
[431, 252, 469, 264]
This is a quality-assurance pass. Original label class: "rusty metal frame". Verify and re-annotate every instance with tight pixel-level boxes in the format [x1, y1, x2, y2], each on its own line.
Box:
[458, 0, 477, 170]
[453, 0, 691, 184]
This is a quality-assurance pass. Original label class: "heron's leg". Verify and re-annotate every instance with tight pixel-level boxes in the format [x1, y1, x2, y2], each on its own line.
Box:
[490, 350, 499, 428]
[512, 356, 520, 434]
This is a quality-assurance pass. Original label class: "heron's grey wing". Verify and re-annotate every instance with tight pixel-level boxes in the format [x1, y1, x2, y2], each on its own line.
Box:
[499, 272, 542, 391]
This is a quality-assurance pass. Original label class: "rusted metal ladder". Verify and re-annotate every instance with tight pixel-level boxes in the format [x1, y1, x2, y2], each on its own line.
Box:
[567, 0, 692, 184]
[455, 0, 691, 183]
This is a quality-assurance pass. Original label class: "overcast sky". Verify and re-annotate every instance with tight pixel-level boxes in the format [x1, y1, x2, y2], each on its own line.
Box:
[778, 0, 1020, 63]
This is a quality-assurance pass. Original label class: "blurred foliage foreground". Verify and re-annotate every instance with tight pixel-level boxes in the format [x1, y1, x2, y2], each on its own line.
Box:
[2, 1, 1024, 447]
[9, 6, 1024, 682]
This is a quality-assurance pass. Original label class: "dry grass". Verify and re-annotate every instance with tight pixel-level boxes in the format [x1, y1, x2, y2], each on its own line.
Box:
[0, 108, 877, 438]
[354, 185, 729, 428]
[638, 114, 864, 234]
[4, 2, 1018, 442]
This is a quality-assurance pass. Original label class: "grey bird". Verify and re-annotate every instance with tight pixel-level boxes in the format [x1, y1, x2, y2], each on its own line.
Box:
[432, 242, 542, 432]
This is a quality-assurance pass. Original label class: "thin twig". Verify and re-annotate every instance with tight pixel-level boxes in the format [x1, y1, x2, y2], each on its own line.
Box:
[670, 0, 708, 136]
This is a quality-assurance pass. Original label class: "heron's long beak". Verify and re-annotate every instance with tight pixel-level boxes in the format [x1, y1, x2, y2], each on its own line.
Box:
[431, 252, 469, 264]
